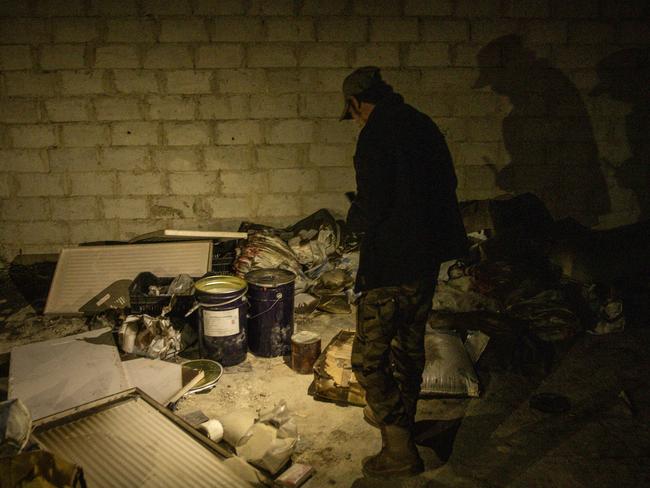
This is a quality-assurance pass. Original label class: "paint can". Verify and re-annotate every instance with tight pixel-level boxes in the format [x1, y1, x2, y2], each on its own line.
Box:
[245, 268, 295, 357]
[195, 275, 248, 367]
[291, 331, 321, 374]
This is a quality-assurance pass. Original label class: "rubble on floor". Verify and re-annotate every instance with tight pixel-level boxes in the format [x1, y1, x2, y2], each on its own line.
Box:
[1, 202, 649, 486]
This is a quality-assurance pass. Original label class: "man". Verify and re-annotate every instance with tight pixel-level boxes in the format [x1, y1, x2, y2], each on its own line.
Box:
[340, 66, 467, 478]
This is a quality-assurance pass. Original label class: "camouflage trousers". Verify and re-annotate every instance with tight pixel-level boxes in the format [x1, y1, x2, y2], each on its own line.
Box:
[352, 278, 437, 428]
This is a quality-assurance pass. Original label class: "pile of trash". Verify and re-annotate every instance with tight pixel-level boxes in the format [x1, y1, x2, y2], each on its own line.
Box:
[234, 209, 359, 315]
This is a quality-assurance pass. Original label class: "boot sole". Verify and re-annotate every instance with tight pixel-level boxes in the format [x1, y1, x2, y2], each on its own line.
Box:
[362, 461, 424, 478]
[363, 413, 381, 428]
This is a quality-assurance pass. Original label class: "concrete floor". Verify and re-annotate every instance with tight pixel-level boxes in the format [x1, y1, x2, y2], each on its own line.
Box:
[178, 311, 650, 488]
[1, 294, 649, 487]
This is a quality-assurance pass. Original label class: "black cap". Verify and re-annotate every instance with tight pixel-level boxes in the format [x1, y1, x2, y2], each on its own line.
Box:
[339, 66, 383, 121]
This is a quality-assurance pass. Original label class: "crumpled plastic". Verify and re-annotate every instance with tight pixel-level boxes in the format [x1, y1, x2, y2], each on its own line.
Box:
[288, 228, 336, 272]
[507, 289, 581, 342]
[0, 399, 31, 458]
[118, 314, 182, 359]
[233, 232, 310, 293]
[432, 280, 501, 313]
[167, 273, 194, 295]
[589, 298, 625, 335]
[236, 401, 298, 475]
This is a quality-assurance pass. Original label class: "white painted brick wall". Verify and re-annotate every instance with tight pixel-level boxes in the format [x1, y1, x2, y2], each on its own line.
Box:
[160, 19, 209, 43]
[1, 198, 49, 221]
[15, 174, 65, 197]
[45, 99, 91, 122]
[149, 95, 196, 120]
[10, 125, 57, 148]
[51, 196, 98, 220]
[114, 70, 160, 93]
[61, 70, 106, 95]
[106, 19, 155, 42]
[94, 98, 141, 121]
[111, 121, 159, 145]
[0, 46, 33, 70]
[102, 147, 149, 171]
[405, 0, 453, 16]
[95, 45, 140, 69]
[54, 18, 99, 43]
[0, 1, 645, 259]
[196, 45, 244, 68]
[152, 148, 200, 172]
[69, 173, 115, 196]
[250, 94, 298, 119]
[0, 150, 48, 173]
[256, 146, 302, 168]
[143, 45, 193, 69]
[150, 196, 195, 219]
[166, 71, 212, 94]
[164, 122, 211, 146]
[208, 196, 253, 218]
[205, 146, 254, 170]
[269, 169, 318, 193]
[5, 72, 56, 96]
[221, 171, 267, 195]
[49, 148, 99, 172]
[40, 44, 85, 70]
[61, 124, 110, 147]
[169, 172, 216, 195]
[118, 172, 165, 195]
[216, 121, 263, 145]
[103, 197, 148, 219]
[198, 95, 248, 120]
[257, 194, 301, 217]
[267, 120, 314, 144]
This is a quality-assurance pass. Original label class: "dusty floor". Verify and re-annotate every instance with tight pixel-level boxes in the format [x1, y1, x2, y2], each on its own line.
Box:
[177, 311, 650, 488]
[2, 292, 649, 487]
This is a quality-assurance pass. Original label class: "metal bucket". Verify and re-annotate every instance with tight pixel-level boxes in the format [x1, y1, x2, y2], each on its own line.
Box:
[245, 269, 295, 357]
[195, 275, 248, 367]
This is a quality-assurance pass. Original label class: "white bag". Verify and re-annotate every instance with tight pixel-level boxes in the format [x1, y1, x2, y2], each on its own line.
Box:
[420, 329, 480, 397]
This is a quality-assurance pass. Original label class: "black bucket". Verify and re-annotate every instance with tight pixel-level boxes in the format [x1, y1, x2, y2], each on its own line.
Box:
[245, 269, 296, 357]
[195, 275, 248, 367]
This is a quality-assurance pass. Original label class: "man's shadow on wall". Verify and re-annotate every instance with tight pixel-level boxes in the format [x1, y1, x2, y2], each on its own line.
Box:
[473, 34, 610, 227]
[590, 48, 650, 222]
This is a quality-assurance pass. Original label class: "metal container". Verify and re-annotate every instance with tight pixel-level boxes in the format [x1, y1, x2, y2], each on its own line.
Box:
[245, 269, 295, 357]
[195, 275, 248, 367]
[291, 331, 321, 374]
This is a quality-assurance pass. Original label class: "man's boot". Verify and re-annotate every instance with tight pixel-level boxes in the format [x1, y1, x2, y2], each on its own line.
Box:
[363, 405, 382, 428]
[362, 424, 424, 478]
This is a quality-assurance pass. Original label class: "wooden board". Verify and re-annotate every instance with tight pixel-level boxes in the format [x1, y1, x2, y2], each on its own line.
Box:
[129, 229, 247, 243]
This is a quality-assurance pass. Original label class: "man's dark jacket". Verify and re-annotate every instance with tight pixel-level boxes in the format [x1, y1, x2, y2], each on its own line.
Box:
[347, 92, 468, 292]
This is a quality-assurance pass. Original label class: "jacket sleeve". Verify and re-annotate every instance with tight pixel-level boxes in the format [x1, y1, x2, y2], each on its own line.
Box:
[347, 134, 396, 236]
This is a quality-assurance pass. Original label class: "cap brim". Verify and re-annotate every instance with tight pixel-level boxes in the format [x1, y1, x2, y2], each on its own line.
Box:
[339, 98, 352, 121]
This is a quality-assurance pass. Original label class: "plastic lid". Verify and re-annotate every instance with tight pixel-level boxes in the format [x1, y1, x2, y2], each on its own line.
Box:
[245, 268, 296, 287]
[195, 275, 247, 294]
